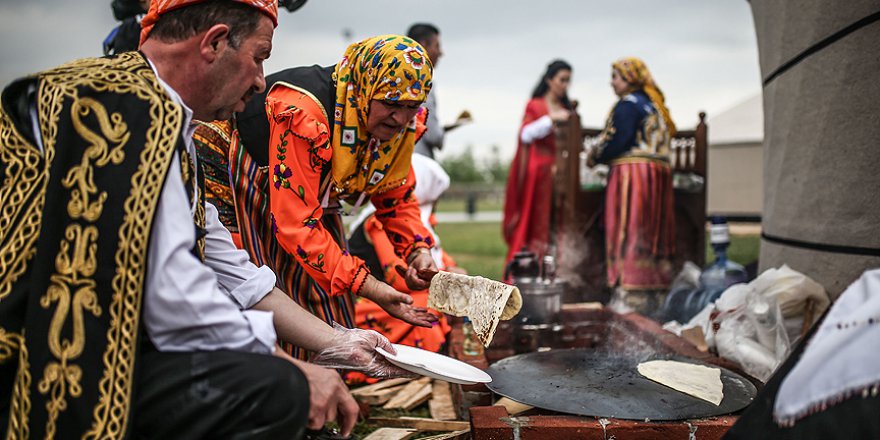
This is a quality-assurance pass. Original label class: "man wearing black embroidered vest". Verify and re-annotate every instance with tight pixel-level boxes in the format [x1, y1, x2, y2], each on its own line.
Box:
[0, 1, 405, 439]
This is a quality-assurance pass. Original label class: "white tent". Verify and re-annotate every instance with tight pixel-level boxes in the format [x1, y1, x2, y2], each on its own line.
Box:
[707, 94, 763, 218]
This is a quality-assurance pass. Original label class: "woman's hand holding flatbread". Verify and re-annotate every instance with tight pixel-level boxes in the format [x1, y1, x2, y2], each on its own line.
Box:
[361, 275, 438, 327]
[403, 249, 438, 291]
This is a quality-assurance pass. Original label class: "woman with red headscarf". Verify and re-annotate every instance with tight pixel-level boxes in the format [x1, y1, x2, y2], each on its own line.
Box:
[588, 57, 676, 312]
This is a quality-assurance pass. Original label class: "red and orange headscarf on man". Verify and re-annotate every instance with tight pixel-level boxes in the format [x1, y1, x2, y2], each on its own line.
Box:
[139, 0, 279, 47]
[612, 57, 676, 136]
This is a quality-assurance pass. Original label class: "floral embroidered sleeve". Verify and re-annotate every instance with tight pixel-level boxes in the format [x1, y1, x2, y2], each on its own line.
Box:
[370, 166, 435, 260]
[267, 88, 369, 296]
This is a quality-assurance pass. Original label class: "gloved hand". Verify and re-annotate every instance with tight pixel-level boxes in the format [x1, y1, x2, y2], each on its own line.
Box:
[311, 324, 417, 379]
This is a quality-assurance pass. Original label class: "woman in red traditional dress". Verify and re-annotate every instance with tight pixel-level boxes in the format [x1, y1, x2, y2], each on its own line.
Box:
[503, 60, 574, 268]
[588, 57, 676, 312]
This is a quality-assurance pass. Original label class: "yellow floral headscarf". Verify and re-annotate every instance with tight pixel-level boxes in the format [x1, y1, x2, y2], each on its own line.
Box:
[612, 57, 676, 136]
[331, 35, 433, 196]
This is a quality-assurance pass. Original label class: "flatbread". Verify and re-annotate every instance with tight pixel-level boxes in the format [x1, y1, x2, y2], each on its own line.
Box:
[428, 272, 521, 346]
[637, 360, 724, 406]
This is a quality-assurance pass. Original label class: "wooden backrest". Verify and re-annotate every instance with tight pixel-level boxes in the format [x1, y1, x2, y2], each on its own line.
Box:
[550, 111, 709, 300]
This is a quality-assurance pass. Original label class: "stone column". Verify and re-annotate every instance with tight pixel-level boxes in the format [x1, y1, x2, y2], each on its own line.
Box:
[750, 2, 880, 298]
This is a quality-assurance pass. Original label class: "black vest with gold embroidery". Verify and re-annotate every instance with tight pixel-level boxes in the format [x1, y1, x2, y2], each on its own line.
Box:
[0, 52, 186, 439]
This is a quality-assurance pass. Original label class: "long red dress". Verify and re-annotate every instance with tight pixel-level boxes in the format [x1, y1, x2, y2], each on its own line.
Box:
[503, 98, 556, 265]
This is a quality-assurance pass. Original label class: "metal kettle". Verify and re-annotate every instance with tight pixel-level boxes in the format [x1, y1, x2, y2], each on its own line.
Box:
[504, 247, 541, 283]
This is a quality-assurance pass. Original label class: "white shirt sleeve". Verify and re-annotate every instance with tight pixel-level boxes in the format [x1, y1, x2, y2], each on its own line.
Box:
[203, 202, 276, 309]
[143, 151, 276, 354]
[519, 115, 554, 144]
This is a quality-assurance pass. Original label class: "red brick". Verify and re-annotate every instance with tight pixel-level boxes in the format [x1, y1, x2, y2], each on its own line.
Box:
[689, 416, 737, 439]
[604, 419, 691, 440]
[470, 406, 513, 440]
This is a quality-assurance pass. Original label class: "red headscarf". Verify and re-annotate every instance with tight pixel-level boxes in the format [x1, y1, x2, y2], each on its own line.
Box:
[139, 0, 278, 47]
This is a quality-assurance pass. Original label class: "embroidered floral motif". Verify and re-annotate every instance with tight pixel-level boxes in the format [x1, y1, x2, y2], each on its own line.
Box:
[276, 130, 290, 161]
[411, 234, 433, 247]
[302, 217, 318, 229]
[273, 163, 292, 190]
[295, 245, 326, 273]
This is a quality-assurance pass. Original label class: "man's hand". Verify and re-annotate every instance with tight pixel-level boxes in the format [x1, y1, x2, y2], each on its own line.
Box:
[275, 350, 359, 438]
[360, 275, 438, 327]
[312, 325, 417, 378]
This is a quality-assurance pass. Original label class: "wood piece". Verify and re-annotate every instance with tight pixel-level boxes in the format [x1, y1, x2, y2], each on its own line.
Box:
[561, 302, 604, 311]
[368, 417, 470, 431]
[383, 377, 432, 410]
[417, 430, 471, 440]
[362, 427, 418, 440]
[681, 326, 709, 352]
[494, 397, 533, 415]
[801, 297, 816, 338]
[350, 378, 412, 397]
[355, 384, 407, 405]
[428, 380, 457, 421]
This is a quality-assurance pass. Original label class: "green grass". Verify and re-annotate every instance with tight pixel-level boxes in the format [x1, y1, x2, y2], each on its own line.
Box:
[435, 222, 507, 280]
[434, 196, 504, 213]
[716, 233, 761, 266]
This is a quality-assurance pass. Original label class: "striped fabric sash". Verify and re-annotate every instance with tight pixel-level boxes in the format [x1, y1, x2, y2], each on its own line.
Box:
[227, 129, 355, 359]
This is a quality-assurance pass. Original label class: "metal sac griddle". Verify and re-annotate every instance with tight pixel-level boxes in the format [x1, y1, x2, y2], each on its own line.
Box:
[486, 348, 757, 420]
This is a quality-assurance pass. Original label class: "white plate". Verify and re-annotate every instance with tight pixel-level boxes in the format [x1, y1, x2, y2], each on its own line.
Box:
[376, 344, 493, 385]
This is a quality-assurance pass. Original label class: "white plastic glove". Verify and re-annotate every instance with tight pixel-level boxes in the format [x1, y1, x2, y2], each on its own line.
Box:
[311, 324, 417, 379]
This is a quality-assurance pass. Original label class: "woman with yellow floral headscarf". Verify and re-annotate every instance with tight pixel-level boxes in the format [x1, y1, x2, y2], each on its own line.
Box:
[588, 57, 676, 313]
[194, 35, 442, 360]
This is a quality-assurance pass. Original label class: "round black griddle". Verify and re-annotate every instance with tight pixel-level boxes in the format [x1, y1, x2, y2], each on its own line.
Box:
[486, 348, 757, 420]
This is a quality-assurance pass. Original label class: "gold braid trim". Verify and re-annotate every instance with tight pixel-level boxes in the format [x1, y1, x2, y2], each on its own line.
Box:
[0, 74, 46, 440]
[2, 329, 31, 440]
[64, 53, 181, 440]
[1, 52, 181, 440]
[0, 80, 50, 303]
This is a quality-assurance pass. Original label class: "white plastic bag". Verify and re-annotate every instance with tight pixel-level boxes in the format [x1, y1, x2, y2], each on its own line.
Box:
[748, 265, 829, 344]
[710, 285, 790, 382]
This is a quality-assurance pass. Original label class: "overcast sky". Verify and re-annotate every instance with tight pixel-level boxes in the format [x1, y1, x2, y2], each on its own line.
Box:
[0, 0, 761, 161]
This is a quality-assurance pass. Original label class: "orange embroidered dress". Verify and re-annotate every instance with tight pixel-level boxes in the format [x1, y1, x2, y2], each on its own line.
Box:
[195, 35, 435, 359]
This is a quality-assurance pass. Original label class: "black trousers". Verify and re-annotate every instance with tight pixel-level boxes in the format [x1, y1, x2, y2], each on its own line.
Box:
[133, 350, 309, 440]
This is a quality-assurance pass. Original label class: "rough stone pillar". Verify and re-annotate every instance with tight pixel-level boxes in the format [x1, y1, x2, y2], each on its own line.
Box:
[750, 2, 880, 299]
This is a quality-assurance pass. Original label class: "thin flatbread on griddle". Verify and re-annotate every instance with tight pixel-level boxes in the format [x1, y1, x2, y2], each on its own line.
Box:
[428, 272, 521, 346]
[637, 360, 724, 406]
